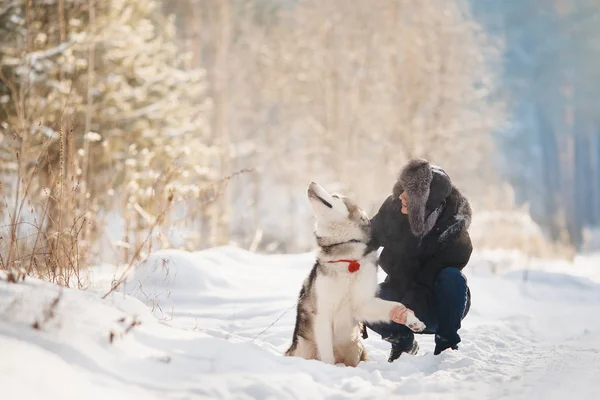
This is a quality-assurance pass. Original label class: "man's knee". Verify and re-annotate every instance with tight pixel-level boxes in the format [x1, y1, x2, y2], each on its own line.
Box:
[434, 268, 470, 320]
[435, 268, 466, 291]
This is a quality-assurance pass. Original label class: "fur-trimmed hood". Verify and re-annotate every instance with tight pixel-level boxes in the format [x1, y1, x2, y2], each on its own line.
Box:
[433, 186, 472, 244]
[392, 159, 471, 239]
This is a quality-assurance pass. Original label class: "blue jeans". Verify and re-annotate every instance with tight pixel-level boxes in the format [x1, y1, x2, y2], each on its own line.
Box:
[366, 268, 470, 351]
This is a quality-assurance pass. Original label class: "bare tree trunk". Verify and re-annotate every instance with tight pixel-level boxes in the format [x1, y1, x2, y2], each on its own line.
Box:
[81, 0, 95, 210]
[591, 128, 600, 225]
[211, 0, 232, 246]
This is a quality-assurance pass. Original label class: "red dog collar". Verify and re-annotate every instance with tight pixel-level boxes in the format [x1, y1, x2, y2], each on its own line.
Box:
[327, 259, 360, 273]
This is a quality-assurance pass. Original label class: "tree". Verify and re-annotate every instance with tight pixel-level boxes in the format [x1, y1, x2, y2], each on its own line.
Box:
[166, 0, 505, 251]
[470, 0, 600, 249]
[0, 0, 214, 276]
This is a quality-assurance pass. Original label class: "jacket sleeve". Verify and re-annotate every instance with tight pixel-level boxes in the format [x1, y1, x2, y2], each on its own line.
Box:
[415, 231, 473, 289]
[369, 195, 395, 248]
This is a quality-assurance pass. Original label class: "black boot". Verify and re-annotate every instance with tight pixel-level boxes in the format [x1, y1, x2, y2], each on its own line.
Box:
[388, 340, 419, 362]
[433, 334, 459, 355]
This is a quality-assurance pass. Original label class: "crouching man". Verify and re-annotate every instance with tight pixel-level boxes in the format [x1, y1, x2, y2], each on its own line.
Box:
[366, 159, 472, 362]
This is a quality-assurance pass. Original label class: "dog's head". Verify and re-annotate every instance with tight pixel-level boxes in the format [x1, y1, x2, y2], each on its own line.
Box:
[307, 182, 370, 244]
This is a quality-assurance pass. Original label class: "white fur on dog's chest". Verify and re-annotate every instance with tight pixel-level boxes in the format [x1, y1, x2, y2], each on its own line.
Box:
[315, 262, 378, 335]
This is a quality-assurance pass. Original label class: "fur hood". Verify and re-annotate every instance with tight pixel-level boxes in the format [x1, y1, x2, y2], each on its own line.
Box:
[435, 186, 472, 244]
[392, 159, 471, 239]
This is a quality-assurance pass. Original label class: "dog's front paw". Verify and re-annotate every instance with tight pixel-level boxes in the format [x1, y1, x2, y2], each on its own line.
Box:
[406, 311, 426, 332]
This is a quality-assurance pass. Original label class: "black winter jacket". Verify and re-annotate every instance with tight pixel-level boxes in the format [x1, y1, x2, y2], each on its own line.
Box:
[370, 187, 473, 310]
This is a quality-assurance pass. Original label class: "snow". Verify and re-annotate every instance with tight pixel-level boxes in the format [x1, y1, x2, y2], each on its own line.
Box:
[2, 247, 600, 400]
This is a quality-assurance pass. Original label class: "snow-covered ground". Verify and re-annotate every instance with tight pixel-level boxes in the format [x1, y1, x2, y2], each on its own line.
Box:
[2, 247, 600, 400]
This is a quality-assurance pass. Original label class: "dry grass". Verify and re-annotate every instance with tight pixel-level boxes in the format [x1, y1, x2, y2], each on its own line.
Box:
[31, 291, 62, 330]
[1, 137, 251, 289]
[0, 126, 92, 287]
[470, 185, 576, 260]
[102, 167, 253, 298]
[0, 91, 252, 288]
[109, 316, 142, 344]
[471, 211, 576, 261]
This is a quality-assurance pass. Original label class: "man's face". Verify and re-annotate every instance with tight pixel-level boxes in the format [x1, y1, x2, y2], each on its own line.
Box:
[399, 192, 408, 215]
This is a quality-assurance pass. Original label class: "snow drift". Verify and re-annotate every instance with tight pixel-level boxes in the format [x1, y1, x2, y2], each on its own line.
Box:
[1, 247, 600, 400]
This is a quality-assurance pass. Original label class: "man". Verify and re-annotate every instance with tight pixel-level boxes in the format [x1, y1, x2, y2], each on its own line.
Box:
[366, 159, 472, 362]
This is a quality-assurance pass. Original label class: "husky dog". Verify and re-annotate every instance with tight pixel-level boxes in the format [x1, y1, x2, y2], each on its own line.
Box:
[285, 182, 425, 366]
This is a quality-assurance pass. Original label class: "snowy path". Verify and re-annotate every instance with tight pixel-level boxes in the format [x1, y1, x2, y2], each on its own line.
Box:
[1, 247, 600, 399]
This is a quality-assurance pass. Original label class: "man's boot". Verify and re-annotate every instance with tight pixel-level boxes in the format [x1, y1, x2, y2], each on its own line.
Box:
[433, 334, 459, 355]
[388, 339, 419, 362]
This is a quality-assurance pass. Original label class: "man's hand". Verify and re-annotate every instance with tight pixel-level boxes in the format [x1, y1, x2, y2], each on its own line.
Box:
[390, 305, 426, 332]
[390, 305, 408, 324]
